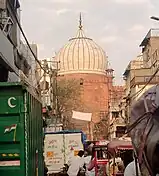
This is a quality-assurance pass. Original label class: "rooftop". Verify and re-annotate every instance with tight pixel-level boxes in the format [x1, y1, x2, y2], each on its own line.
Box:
[123, 54, 143, 76]
[140, 28, 159, 47]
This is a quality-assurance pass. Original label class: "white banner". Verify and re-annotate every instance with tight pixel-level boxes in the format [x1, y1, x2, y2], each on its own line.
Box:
[72, 111, 92, 122]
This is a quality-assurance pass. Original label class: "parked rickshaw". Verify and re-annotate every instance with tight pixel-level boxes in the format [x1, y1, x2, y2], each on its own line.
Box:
[107, 139, 133, 176]
[89, 140, 111, 176]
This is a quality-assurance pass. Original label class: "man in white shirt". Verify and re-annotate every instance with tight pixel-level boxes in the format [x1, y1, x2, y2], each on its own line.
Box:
[124, 160, 141, 176]
[67, 150, 85, 176]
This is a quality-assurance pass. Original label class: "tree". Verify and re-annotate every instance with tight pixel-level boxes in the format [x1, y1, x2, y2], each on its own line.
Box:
[55, 78, 82, 128]
[94, 116, 109, 140]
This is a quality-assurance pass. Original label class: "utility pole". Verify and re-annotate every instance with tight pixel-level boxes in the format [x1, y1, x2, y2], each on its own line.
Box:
[39, 59, 60, 130]
[52, 61, 58, 130]
[49, 59, 60, 131]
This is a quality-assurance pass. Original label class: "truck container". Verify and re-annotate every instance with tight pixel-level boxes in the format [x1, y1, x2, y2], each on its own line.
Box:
[0, 82, 44, 176]
[44, 130, 86, 174]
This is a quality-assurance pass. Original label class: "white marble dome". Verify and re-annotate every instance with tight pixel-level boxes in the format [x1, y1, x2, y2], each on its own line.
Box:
[56, 17, 108, 75]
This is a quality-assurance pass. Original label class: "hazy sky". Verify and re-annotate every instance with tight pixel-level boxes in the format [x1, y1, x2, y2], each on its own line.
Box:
[21, 0, 159, 84]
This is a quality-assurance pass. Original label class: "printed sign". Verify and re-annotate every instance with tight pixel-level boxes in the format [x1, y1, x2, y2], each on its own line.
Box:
[45, 126, 63, 133]
[97, 140, 109, 146]
[8, 97, 17, 108]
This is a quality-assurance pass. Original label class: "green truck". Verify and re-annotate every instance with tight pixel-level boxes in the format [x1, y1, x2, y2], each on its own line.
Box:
[0, 82, 44, 176]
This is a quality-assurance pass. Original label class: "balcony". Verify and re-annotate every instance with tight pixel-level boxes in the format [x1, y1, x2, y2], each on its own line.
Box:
[130, 68, 151, 86]
[130, 75, 159, 87]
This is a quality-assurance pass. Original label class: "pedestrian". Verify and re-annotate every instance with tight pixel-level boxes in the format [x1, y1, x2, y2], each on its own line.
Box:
[124, 152, 141, 176]
[84, 150, 95, 176]
[67, 150, 85, 176]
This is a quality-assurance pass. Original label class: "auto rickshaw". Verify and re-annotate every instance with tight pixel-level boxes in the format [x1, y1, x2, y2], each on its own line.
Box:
[107, 139, 133, 176]
[90, 140, 111, 176]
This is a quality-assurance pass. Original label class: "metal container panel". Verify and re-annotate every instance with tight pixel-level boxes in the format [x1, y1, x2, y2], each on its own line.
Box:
[0, 82, 43, 176]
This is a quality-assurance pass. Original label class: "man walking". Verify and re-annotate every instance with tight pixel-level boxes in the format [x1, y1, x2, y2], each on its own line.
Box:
[67, 150, 85, 176]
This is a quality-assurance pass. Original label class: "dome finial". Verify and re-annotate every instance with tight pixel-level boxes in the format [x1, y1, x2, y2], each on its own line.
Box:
[79, 12, 83, 30]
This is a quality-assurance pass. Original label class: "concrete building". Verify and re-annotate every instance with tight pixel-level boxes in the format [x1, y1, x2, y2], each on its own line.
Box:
[109, 86, 126, 140]
[140, 28, 159, 72]
[18, 43, 40, 88]
[0, 0, 39, 90]
[0, 0, 20, 82]
[123, 28, 159, 120]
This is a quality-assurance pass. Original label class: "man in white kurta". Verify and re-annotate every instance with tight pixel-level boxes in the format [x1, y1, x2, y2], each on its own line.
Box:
[124, 160, 141, 176]
[67, 150, 85, 176]
[124, 160, 159, 176]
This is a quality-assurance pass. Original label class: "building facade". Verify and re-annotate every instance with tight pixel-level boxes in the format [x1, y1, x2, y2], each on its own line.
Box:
[123, 28, 159, 120]
[0, 0, 39, 92]
[109, 86, 126, 140]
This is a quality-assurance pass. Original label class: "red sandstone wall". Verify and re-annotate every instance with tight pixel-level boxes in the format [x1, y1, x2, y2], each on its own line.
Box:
[58, 73, 113, 139]
[111, 86, 125, 103]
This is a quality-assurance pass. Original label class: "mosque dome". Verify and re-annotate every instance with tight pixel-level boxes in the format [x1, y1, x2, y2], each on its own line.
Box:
[56, 15, 108, 75]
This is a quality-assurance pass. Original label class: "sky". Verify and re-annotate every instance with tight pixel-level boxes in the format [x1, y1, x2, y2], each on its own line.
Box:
[20, 0, 159, 84]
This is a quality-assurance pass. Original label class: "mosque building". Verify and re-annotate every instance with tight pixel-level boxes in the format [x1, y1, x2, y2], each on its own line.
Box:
[56, 15, 117, 140]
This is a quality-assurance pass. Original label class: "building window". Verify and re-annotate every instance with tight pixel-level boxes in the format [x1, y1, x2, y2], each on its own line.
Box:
[112, 111, 119, 118]
[116, 126, 126, 138]
[80, 78, 84, 85]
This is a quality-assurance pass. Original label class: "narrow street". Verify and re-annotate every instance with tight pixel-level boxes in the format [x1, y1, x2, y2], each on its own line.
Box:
[0, 0, 159, 176]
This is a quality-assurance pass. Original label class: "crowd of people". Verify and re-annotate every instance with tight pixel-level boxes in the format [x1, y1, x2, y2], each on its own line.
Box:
[43, 144, 142, 176]
[65, 147, 135, 176]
